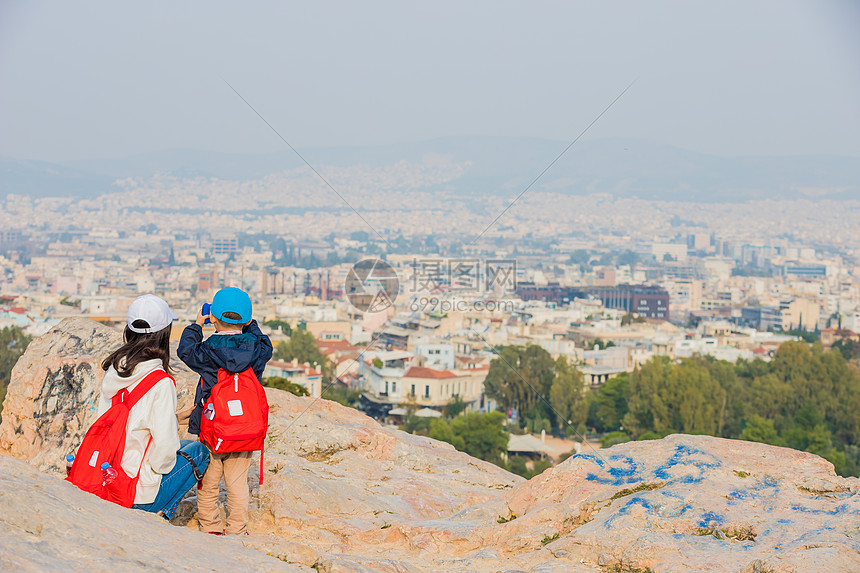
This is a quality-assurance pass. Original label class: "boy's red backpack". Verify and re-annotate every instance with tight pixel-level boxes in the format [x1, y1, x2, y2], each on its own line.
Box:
[66, 370, 175, 507]
[199, 367, 269, 484]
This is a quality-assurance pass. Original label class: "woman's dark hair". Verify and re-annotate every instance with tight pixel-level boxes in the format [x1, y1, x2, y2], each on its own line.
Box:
[101, 320, 172, 377]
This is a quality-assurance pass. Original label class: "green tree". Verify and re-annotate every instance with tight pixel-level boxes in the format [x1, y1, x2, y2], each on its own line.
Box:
[263, 319, 292, 335]
[569, 250, 591, 265]
[483, 345, 556, 427]
[507, 454, 529, 477]
[832, 338, 860, 361]
[428, 418, 464, 450]
[588, 373, 629, 432]
[621, 313, 646, 326]
[706, 359, 744, 437]
[0, 326, 31, 422]
[623, 357, 725, 438]
[745, 373, 791, 425]
[596, 253, 613, 266]
[321, 383, 361, 408]
[622, 356, 669, 437]
[740, 415, 781, 445]
[786, 424, 847, 474]
[531, 459, 553, 475]
[786, 328, 819, 343]
[549, 356, 588, 433]
[449, 411, 509, 466]
[444, 395, 468, 418]
[675, 359, 726, 435]
[617, 250, 639, 267]
[510, 458, 554, 479]
[401, 411, 432, 435]
[601, 431, 631, 448]
[582, 342, 860, 477]
[524, 415, 551, 434]
[805, 425, 835, 456]
[262, 376, 310, 397]
[407, 411, 509, 467]
[274, 328, 333, 381]
[843, 445, 860, 476]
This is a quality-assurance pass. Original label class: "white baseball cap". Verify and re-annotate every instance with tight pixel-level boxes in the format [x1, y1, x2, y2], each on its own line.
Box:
[126, 294, 177, 334]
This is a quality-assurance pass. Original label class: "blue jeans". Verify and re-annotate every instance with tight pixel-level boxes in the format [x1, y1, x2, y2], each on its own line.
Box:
[133, 440, 210, 519]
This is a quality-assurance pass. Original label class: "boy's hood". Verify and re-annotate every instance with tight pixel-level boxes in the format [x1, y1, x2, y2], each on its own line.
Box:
[205, 332, 259, 373]
[101, 358, 164, 401]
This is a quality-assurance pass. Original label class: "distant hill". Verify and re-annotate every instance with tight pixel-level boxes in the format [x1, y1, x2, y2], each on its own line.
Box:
[3, 136, 860, 202]
[0, 158, 115, 199]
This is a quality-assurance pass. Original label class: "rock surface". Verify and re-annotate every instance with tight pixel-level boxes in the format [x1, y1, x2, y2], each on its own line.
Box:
[2, 318, 860, 572]
[0, 453, 306, 572]
[448, 435, 860, 572]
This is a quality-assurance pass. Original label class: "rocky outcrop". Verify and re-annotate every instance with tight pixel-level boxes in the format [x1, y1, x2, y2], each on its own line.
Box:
[0, 318, 521, 570]
[0, 453, 306, 572]
[0, 319, 199, 470]
[447, 435, 860, 572]
[2, 318, 860, 572]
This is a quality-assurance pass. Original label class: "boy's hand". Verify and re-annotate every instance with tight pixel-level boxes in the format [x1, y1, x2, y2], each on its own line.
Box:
[195, 307, 209, 327]
[177, 407, 194, 424]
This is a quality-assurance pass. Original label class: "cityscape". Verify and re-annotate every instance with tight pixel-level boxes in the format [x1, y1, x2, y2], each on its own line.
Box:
[2, 2, 859, 570]
[3, 158, 859, 420]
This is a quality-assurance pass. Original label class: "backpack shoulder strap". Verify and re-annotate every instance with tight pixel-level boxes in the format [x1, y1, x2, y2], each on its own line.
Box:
[113, 370, 176, 409]
[134, 436, 154, 479]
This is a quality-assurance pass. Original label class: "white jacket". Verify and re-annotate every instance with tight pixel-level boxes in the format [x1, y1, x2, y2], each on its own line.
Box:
[97, 358, 180, 505]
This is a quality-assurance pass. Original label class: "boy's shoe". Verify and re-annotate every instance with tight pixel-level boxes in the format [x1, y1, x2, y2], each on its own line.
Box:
[207, 530, 224, 536]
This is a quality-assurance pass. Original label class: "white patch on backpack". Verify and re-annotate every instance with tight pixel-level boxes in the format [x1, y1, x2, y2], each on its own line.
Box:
[227, 400, 244, 417]
[89, 450, 99, 467]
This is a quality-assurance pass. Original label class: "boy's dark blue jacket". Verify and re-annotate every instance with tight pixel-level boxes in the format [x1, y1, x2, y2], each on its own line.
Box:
[177, 319, 273, 435]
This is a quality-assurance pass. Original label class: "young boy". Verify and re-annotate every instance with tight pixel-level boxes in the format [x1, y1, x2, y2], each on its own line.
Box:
[177, 286, 273, 535]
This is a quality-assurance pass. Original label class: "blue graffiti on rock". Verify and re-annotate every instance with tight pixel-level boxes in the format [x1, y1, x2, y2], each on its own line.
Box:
[577, 444, 723, 486]
[577, 454, 642, 486]
[654, 444, 722, 484]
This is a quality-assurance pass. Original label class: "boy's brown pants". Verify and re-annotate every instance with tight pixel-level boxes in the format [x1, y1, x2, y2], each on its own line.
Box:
[197, 449, 252, 535]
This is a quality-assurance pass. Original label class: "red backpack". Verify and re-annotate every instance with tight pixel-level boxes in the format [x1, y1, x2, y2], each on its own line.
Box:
[67, 370, 175, 507]
[199, 367, 269, 484]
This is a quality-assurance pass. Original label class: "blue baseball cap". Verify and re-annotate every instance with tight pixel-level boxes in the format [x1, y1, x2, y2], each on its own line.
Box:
[211, 287, 252, 324]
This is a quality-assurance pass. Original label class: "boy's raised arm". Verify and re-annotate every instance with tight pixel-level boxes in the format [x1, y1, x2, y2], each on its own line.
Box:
[258, 332, 274, 363]
[177, 323, 207, 371]
[243, 319, 263, 336]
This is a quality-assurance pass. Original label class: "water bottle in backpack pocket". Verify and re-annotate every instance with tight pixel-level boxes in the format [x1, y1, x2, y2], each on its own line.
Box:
[66, 370, 175, 507]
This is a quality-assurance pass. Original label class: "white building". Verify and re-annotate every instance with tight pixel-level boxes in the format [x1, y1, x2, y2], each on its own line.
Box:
[264, 359, 324, 398]
[414, 343, 455, 370]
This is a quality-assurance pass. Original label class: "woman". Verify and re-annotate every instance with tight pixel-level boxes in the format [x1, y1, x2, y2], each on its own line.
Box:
[97, 294, 209, 519]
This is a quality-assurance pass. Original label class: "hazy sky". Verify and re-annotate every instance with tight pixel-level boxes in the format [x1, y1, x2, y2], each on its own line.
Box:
[1, 0, 859, 162]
